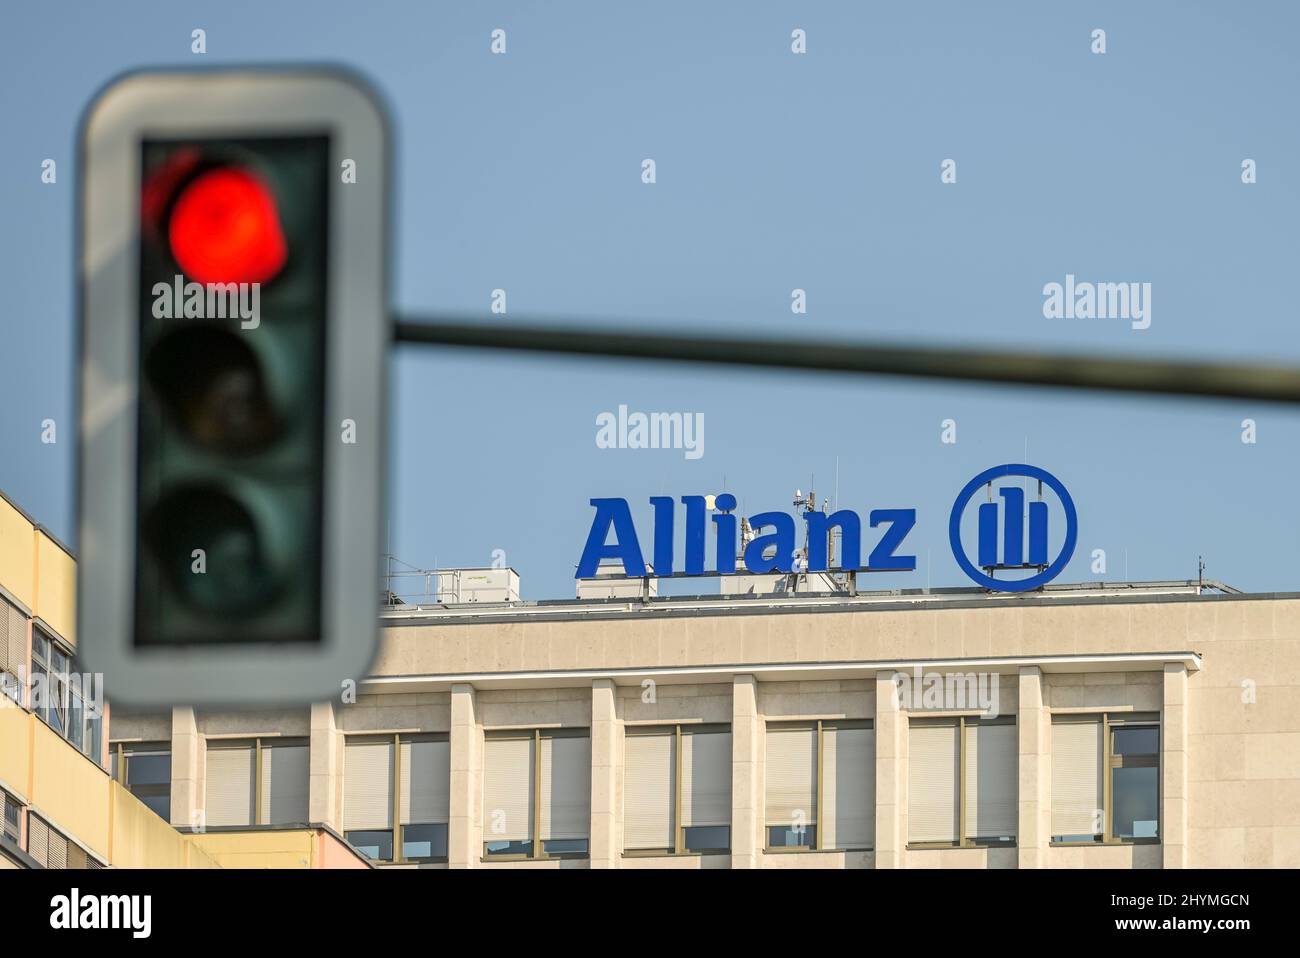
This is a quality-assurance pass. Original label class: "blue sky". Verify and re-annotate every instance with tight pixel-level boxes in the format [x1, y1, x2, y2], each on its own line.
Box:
[2, 1, 1299, 599]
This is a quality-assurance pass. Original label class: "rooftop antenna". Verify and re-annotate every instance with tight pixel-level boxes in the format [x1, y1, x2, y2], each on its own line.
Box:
[738, 494, 753, 560]
[833, 456, 841, 571]
[1198, 555, 1205, 592]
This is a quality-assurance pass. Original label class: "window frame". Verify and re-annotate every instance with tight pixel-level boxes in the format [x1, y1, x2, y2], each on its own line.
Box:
[112, 741, 172, 822]
[342, 731, 450, 865]
[1, 788, 22, 846]
[205, 735, 309, 828]
[30, 628, 103, 765]
[906, 713, 1018, 851]
[0, 597, 26, 706]
[764, 718, 874, 854]
[1050, 711, 1161, 847]
[622, 722, 731, 858]
[481, 727, 591, 862]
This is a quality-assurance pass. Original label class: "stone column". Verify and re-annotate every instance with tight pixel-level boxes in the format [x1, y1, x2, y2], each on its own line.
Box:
[1017, 666, 1048, 868]
[590, 678, 619, 868]
[874, 670, 904, 868]
[1162, 662, 1189, 868]
[170, 707, 202, 830]
[731, 674, 761, 869]
[309, 700, 342, 828]
[448, 682, 480, 868]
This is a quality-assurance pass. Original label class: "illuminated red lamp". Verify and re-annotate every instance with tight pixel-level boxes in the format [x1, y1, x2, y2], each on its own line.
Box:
[168, 167, 288, 285]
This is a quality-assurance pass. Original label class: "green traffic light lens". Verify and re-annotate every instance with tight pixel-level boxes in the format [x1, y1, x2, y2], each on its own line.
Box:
[145, 323, 282, 454]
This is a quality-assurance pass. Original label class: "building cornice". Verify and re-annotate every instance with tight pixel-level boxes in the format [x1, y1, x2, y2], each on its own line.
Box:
[358, 650, 1202, 693]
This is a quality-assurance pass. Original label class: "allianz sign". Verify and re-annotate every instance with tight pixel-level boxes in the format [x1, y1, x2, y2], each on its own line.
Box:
[575, 464, 1079, 594]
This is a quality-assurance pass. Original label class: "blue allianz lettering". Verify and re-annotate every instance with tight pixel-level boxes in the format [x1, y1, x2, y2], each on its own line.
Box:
[576, 496, 916, 579]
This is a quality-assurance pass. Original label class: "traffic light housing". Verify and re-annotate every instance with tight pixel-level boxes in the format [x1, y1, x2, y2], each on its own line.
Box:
[78, 69, 388, 705]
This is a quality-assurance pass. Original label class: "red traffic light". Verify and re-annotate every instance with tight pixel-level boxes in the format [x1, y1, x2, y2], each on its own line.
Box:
[168, 167, 288, 285]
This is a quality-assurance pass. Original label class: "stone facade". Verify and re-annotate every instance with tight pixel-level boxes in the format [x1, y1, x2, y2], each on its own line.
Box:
[104, 588, 1300, 868]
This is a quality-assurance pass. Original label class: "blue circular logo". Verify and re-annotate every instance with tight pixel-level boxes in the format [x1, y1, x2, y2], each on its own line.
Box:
[949, 464, 1077, 592]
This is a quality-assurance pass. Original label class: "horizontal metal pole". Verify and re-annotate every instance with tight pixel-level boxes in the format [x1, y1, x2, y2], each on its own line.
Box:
[393, 317, 1300, 405]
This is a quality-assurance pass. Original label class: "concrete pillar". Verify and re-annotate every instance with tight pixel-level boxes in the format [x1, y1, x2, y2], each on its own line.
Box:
[309, 701, 342, 828]
[1017, 666, 1048, 868]
[170, 707, 202, 830]
[1162, 662, 1189, 868]
[590, 679, 619, 868]
[731, 674, 761, 869]
[448, 683, 480, 868]
[874, 670, 903, 868]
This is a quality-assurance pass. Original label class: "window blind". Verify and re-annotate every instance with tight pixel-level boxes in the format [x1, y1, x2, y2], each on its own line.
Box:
[965, 722, 1017, 839]
[681, 729, 730, 829]
[765, 726, 817, 827]
[344, 738, 394, 831]
[28, 815, 49, 865]
[399, 738, 449, 825]
[623, 731, 674, 849]
[204, 745, 255, 827]
[823, 725, 874, 849]
[47, 826, 68, 869]
[908, 722, 958, 843]
[540, 733, 590, 841]
[260, 743, 309, 825]
[1052, 719, 1103, 838]
[2, 599, 24, 677]
[483, 735, 534, 843]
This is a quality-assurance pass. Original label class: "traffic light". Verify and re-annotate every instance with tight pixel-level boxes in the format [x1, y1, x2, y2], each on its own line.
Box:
[78, 69, 388, 705]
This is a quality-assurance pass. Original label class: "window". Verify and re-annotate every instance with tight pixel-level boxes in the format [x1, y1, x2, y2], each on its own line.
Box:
[400, 736, 450, 860]
[25, 814, 98, 869]
[260, 739, 310, 825]
[343, 733, 449, 863]
[1, 597, 25, 704]
[624, 724, 731, 855]
[112, 742, 172, 822]
[908, 716, 1016, 848]
[765, 720, 874, 851]
[482, 728, 590, 860]
[1, 789, 21, 845]
[204, 738, 308, 827]
[30, 630, 103, 764]
[1051, 713, 1159, 844]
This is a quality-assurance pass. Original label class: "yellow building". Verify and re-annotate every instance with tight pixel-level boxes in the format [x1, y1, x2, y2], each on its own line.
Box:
[0, 488, 368, 870]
